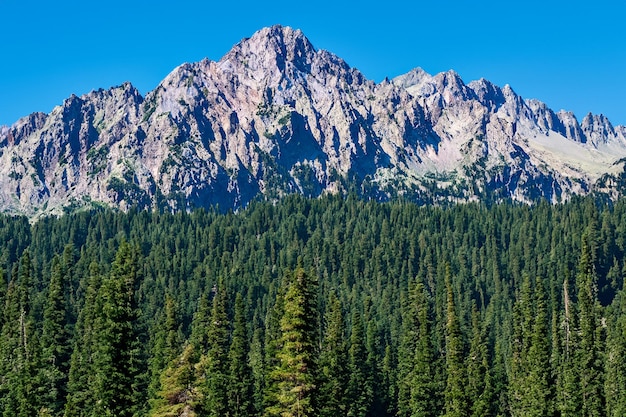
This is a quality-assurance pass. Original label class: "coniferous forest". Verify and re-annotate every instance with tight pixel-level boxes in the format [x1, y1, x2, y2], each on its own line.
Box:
[1, 194, 626, 416]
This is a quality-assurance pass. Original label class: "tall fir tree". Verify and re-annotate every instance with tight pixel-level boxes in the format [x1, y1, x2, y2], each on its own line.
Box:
[148, 343, 201, 417]
[604, 292, 626, 417]
[511, 273, 533, 409]
[510, 274, 553, 417]
[249, 326, 266, 415]
[0, 268, 21, 415]
[0, 268, 6, 325]
[366, 319, 386, 415]
[64, 263, 103, 417]
[346, 309, 372, 417]
[466, 302, 493, 417]
[263, 289, 285, 414]
[0, 251, 42, 417]
[148, 293, 182, 401]
[382, 344, 397, 417]
[198, 284, 230, 417]
[557, 276, 582, 416]
[576, 237, 605, 417]
[444, 265, 468, 417]
[397, 281, 438, 417]
[411, 282, 439, 417]
[228, 292, 254, 417]
[163, 294, 183, 366]
[39, 255, 72, 416]
[524, 276, 553, 416]
[317, 293, 349, 417]
[265, 267, 318, 417]
[189, 293, 211, 356]
[91, 241, 146, 417]
[396, 285, 415, 417]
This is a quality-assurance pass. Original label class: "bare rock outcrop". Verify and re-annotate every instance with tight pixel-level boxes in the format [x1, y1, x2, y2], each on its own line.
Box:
[1, 25, 625, 217]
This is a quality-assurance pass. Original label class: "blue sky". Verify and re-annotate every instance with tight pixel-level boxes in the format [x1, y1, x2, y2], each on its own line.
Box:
[1, 0, 624, 127]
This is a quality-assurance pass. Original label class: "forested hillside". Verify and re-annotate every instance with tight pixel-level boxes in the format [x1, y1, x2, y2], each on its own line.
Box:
[1, 195, 625, 416]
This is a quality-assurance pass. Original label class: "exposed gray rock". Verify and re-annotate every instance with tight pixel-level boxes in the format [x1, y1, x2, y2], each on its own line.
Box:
[1, 25, 625, 217]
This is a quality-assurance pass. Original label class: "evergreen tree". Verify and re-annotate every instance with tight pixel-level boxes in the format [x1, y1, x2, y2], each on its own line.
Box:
[510, 273, 532, 409]
[550, 281, 562, 416]
[410, 282, 439, 417]
[317, 293, 348, 417]
[198, 284, 230, 417]
[366, 317, 387, 415]
[510, 274, 552, 417]
[148, 293, 182, 401]
[0, 269, 20, 415]
[91, 241, 145, 417]
[0, 251, 41, 417]
[557, 276, 582, 416]
[490, 339, 510, 417]
[39, 255, 72, 416]
[263, 289, 285, 414]
[163, 294, 183, 365]
[466, 302, 493, 417]
[64, 263, 103, 417]
[576, 237, 605, 417]
[0, 268, 6, 325]
[381, 344, 397, 417]
[148, 344, 201, 417]
[444, 265, 468, 417]
[346, 309, 372, 417]
[189, 293, 211, 356]
[604, 293, 626, 417]
[228, 292, 254, 417]
[0, 279, 14, 414]
[266, 267, 318, 417]
[524, 276, 553, 416]
[397, 281, 438, 417]
[396, 288, 414, 417]
[249, 326, 266, 415]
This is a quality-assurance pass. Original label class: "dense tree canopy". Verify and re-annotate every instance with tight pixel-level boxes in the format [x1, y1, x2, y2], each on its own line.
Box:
[0, 195, 625, 416]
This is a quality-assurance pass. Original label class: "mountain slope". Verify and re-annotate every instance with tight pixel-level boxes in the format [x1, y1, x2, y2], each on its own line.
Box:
[1, 25, 625, 217]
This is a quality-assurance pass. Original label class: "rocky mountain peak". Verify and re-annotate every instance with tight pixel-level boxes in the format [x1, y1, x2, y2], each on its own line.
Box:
[468, 78, 506, 112]
[556, 110, 586, 143]
[525, 99, 562, 133]
[0, 112, 47, 148]
[1, 26, 626, 217]
[581, 112, 613, 132]
[433, 70, 474, 103]
[581, 112, 621, 147]
[219, 25, 316, 79]
[392, 67, 432, 89]
[86, 82, 142, 103]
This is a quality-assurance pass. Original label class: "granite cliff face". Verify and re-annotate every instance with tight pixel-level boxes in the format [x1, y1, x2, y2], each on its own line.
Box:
[1, 25, 625, 217]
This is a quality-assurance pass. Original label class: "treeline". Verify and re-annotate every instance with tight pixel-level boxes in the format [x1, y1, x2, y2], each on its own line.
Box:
[0, 194, 625, 416]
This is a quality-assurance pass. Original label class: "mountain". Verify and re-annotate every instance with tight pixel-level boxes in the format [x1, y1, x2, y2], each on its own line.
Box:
[1, 25, 625, 217]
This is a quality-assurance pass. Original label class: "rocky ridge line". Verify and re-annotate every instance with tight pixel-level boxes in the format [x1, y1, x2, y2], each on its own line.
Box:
[1, 25, 625, 217]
